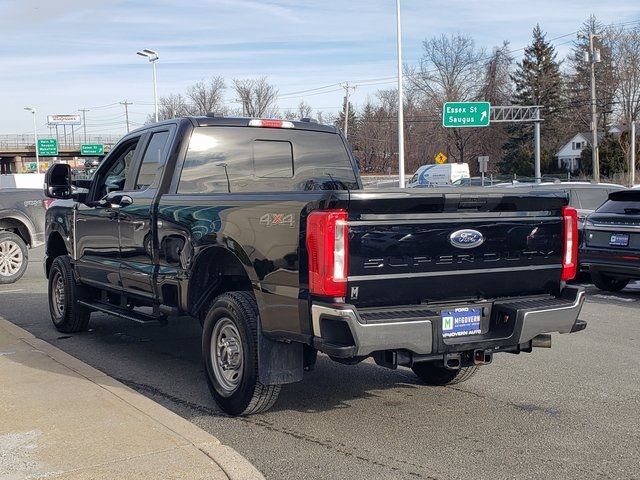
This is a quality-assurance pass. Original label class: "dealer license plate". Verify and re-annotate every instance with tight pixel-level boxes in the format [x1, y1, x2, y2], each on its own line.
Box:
[441, 307, 482, 338]
[609, 233, 629, 247]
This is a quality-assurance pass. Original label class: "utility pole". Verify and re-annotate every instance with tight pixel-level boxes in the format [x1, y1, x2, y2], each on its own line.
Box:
[396, 0, 405, 187]
[340, 82, 356, 138]
[120, 101, 132, 133]
[79, 108, 89, 144]
[587, 33, 601, 183]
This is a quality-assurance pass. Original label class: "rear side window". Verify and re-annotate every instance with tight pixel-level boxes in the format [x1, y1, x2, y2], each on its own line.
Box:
[177, 127, 357, 194]
[575, 188, 609, 210]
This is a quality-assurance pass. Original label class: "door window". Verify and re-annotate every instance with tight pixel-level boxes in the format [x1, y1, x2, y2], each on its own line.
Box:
[133, 131, 171, 190]
[97, 139, 139, 198]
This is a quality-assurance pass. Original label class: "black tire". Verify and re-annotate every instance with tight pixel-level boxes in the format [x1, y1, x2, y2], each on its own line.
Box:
[411, 362, 479, 385]
[0, 232, 28, 284]
[48, 255, 91, 333]
[202, 291, 280, 415]
[591, 272, 629, 292]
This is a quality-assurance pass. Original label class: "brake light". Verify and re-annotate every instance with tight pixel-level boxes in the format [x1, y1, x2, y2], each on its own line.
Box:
[42, 199, 55, 210]
[306, 210, 348, 297]
[561, 206, 578, 281]
[248, 119, 295, 129]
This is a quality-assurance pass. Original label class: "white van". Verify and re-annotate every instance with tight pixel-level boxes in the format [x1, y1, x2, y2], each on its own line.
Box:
[408, 163, 470, 187]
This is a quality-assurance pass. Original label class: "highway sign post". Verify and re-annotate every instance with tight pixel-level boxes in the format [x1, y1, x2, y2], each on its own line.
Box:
[442, 102, 491, 128]
[81, 144, 104, 156]
[478, 156, 489, 186]
[37, 138, 58, 157]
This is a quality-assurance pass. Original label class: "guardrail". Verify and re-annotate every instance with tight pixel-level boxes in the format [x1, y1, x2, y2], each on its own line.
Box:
[0, 134, 122, 150]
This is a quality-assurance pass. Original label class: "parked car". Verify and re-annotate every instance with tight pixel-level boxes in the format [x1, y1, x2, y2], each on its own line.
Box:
[0, 188, 47, 283]
[43, 116, 585, 415]
[581, 189, 640, 291]
[492, 182, 625, 231]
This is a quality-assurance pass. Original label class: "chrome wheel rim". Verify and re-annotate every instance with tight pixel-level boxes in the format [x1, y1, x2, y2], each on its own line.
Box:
[0, 240, 23, 277]
[210, 318, 244, 396]
[51, 271, 66, 318]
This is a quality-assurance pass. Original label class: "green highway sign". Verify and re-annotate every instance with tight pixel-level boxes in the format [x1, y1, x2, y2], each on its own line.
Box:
[442, 102, 491, 128]
[81, 144, 104, 156]
[37, 138, 58, 156]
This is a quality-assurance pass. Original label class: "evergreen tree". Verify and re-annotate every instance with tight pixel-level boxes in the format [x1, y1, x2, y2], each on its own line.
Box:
[501, 25, 564, 176]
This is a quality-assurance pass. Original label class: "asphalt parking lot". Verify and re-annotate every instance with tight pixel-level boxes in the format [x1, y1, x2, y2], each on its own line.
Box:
[1, 246, 639, 480]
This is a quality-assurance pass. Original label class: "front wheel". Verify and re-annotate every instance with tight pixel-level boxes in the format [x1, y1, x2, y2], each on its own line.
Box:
[48, 255, 91, 333]
[591, 272, 629, 292]
[202, 291, 280, 415]
[411, 362, 479, 385]
[0, 232, 28, 284]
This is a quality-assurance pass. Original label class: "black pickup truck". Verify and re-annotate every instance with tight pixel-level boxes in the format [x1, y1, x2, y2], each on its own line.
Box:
[43, 116, 586, 415]
[0, 188, 46, 283]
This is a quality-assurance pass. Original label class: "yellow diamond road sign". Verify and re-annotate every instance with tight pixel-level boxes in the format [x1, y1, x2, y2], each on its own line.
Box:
[435, 152, 447, 164]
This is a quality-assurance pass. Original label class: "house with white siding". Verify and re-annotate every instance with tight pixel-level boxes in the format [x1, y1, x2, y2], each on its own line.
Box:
[555, 132, 603, 172]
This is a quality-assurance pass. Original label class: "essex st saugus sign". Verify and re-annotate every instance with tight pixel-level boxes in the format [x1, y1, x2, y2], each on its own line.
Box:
[442, 102, 491, 128]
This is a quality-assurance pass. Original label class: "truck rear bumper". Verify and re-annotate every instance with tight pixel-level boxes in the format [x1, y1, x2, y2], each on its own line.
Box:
[311, 286, 585, 358]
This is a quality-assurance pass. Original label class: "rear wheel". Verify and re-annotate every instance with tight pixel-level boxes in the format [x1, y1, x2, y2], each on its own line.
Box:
[591, 272, 629, 292]
[0, 232, 28, 284]
[48, 255, 91, 333]
[411, 362, 479, 385]
[202, 291, 280, 415]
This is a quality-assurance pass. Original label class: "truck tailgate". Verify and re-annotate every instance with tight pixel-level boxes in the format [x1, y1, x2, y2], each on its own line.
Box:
[346, 189, 567, 307]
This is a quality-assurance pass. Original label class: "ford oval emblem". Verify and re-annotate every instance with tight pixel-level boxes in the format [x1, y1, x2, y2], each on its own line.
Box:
[449, 229, 485, 249]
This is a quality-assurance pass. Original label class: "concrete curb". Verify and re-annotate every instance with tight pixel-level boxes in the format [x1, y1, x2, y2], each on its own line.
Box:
[0, 317, 265, 480]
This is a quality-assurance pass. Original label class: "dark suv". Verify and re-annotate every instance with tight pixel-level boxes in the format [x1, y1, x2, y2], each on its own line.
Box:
[580, 189, 640, 291]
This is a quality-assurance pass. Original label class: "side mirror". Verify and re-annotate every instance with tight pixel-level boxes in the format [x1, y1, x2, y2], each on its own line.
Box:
[44, 163, 72, 199]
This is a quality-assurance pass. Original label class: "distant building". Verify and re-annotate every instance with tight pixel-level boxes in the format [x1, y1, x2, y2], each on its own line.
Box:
[555, 132, 603, 172]
[556, 126, 640, 173]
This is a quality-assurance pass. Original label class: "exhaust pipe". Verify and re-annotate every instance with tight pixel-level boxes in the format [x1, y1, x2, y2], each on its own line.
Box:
[473, 350, 493, 365]
[531, 334, 552, 348]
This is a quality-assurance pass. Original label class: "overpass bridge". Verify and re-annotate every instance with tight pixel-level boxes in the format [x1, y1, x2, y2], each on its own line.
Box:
[0, 134, 120, 174]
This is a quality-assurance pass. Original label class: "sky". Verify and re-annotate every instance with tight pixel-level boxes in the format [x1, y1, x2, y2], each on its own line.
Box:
[1, 0, 639, 136]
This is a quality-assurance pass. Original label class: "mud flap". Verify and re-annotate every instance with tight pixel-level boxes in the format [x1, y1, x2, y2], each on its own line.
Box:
[258, 327, 304, 385]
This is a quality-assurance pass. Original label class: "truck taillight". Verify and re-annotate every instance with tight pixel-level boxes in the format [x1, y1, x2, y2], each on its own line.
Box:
[306, 210, 348, 297]
[248, 119, 295, 129]
[42, 199, 55, 210]
[561, 206, 578, 281]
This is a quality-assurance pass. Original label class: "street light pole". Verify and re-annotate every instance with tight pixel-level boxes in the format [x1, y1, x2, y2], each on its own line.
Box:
[24, 107, 40, 173]
[588, 33, 601, 183]
[136, 49, 159, 122]
[396, 0, 405, 188]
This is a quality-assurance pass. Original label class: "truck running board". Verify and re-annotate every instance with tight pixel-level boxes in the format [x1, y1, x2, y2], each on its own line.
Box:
[77, 300, 168, 325]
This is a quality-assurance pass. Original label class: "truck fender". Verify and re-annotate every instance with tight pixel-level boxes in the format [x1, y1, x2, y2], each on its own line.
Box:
[0, 209, 37, 246]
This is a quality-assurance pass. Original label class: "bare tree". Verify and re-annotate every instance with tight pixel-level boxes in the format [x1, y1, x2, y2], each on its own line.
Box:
[407, 34, 488, 164]
[156, 93, 189, 121]
[186, 77, 227, 116]
[611, 26, 640, 124]
[297, 100, 313, 119]
[233, 77, 279, 117]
